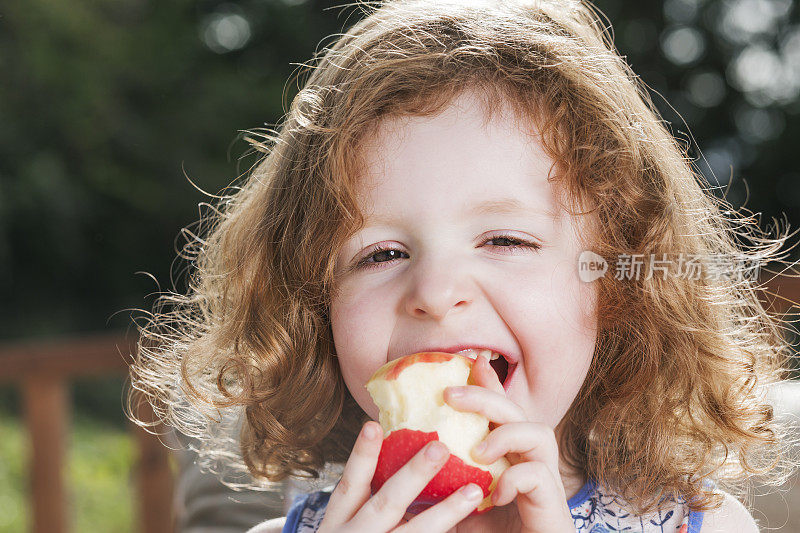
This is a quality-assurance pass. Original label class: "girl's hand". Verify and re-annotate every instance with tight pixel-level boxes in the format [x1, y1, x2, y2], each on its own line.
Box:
[317, 420, 484, 533]
[442, 356, 576, 533]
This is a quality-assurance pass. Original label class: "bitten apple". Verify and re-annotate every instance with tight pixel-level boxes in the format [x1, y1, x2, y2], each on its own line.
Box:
[366, 352, 510, 515]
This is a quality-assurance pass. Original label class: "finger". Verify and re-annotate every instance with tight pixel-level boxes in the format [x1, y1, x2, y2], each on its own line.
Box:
[492, 462, 571, 526]
[470, 422, 559, 467]
[320, 421, 384, 527]
[346, 440, 450, 531]
[443, 384, 527, 425]
[467, 354, 505, 394]
[393, 483, 484, 533]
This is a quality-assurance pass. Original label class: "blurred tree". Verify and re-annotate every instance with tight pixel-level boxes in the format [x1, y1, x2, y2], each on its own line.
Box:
[0, 0, 797, 344]
[0, 0, 347, 338]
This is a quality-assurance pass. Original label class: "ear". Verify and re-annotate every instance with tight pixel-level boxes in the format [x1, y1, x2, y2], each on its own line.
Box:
[699, 491, 759, 533]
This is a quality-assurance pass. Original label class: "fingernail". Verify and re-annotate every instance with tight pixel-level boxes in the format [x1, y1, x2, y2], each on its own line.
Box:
[473, 441, 487, 457]
[460, 483, 483, 500]
[363, 423, 379, 440]
[425, 441, 447, 461]
[447, 387, 464, 399]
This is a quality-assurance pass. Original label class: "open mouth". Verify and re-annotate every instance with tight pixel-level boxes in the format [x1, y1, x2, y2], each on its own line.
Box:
[454, 348, 516, 390]
[490, 355, 511, 385]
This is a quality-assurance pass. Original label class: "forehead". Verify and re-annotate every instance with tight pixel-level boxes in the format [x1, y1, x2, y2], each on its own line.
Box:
[352, 89, 563, 223]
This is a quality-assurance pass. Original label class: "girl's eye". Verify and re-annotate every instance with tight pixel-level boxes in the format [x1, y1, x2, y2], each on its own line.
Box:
[355, 234, 541, 270]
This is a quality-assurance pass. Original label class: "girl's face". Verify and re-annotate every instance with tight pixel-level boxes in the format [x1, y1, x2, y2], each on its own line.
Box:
[330, 90, 598, 433]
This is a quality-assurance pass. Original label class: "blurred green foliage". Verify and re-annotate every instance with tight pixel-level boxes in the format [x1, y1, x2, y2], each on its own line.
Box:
[0, 413, 25, 531]
[0, 0, 798, 396]
[0, 0, 347, 338]
[0, 411, 135, 532]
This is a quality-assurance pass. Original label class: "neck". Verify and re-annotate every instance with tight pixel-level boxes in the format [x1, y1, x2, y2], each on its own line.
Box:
[555, 421, 587, 503]
[560, 464, 587, 503]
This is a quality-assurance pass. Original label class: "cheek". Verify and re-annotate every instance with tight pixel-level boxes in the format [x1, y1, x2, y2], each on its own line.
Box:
[338, 354, 381, 421]
[329, 290, 385, 421]
[501, 257, 597, 415]
[504, 256, 597, 338]
[552, 247, 598, 319]
[330, 285, 379, 352]
[535, 291, 597, 421]
[536, 266, 598, 371]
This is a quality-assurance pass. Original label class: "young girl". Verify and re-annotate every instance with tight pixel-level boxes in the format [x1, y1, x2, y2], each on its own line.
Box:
[129, 0, 799, 531]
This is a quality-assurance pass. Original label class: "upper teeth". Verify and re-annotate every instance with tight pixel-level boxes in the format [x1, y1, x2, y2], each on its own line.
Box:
[455, 348, 501, 361]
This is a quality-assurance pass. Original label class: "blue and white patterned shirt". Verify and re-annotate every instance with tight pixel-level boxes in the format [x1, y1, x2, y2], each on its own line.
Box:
[279, 477, 708, 532]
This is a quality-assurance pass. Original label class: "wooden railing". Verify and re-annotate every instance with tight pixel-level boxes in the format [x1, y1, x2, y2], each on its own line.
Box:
[1, 273, 799, 533]
[0, 332, 174, 533]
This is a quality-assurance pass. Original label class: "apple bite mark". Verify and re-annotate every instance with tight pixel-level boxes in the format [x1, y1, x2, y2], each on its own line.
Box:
[383, 352, 455, 380]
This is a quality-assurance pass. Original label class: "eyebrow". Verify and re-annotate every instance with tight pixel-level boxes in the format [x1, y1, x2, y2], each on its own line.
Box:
[364, 198, 533, 225]
[471, 198, 529, 216]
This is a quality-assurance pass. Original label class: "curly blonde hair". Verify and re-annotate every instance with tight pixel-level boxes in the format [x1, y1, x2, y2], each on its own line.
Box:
[128, 0, 799, 516]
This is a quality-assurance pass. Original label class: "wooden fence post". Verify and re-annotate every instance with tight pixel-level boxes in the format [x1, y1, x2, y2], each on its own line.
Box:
[23, 375, 69, 533]
[132, 399, 175, 533]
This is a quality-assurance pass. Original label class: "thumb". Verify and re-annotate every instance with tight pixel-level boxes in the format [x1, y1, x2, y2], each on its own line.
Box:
[467, 355, 504, 394]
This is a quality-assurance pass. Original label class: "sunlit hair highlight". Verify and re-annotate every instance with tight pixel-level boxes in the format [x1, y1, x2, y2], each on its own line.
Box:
[128, 0, 799, 515]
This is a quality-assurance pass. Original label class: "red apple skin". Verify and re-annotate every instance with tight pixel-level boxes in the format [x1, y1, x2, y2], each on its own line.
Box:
[374, 351, 460, 381]
[370, 428, 494, 516]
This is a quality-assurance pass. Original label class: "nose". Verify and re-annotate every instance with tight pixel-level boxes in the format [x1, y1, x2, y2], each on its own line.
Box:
[403, 255, 474, 321]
